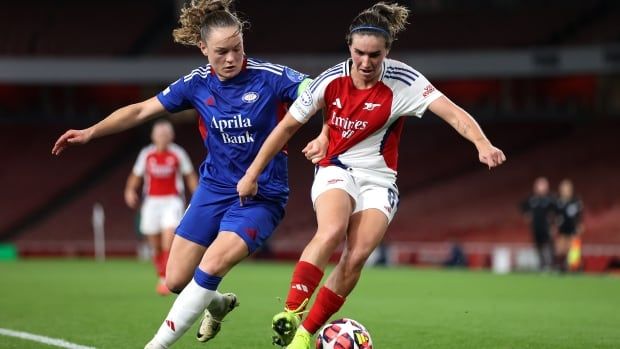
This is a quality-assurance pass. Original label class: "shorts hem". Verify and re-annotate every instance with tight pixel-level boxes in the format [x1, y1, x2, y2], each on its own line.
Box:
[353, 206, 396, 223]
[219, 230, 255, 255]
[175, 228, 212, 248]
[140, 230, 162, 236]
[220, 220, 260, 254]
[312, 187, 357, 211]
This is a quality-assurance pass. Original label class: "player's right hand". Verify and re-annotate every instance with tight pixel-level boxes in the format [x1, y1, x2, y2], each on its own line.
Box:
[237, 174, 258, 206]
[124, 190, 139, 209]
[52, 128, 93, 155]
[477, 141, 506, 169]
[302, 134, 328, 164]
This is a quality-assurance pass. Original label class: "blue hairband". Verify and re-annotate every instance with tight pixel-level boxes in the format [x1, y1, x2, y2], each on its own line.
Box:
[350, 25, 390, 37]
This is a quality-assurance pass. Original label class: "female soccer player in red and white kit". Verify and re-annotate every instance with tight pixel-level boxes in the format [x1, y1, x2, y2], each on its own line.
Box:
[125, 120, 198, 295]
[237, 2, 507, 348]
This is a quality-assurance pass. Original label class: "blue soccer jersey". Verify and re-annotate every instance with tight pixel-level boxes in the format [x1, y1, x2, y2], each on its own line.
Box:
[157, 57, 308, 201]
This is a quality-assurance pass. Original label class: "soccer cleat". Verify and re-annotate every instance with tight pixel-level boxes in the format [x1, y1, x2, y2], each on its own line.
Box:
[196, 293, 239, 342]
[286, 327, 312, 349]
[272, 299, 308, 347]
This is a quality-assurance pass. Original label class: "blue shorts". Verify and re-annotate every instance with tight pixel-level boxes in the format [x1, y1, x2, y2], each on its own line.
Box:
[176, 184, 286, 254]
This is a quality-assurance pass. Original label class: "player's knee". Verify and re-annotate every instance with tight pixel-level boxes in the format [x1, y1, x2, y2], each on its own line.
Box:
[312, 235, 343, 254]
[200, 258, 232, 276]
[164, 269, 193, 293]
[347, 249, 373, 271]
[165, 277, 187, 294]
[150, 245, 162, 255]
[315, 224, 347, 248]
[169, 286, 183, 294]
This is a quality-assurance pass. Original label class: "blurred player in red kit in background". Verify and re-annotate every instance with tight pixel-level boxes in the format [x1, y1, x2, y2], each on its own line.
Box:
[125, 120, 198, 295]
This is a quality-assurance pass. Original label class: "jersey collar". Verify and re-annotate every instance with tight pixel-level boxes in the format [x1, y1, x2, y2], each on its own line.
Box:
[345, 58, 386, 79]
[346, 58, 386, 89]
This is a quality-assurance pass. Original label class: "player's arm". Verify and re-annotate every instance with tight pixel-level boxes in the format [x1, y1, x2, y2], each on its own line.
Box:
[184, 172, 199, 194]
[124, 173, 142, 209]
[428, 96, 506, 169]
[295, 77, 328, 163]
[176, 146, 198, 194]
[52, 97, 167, 155]
[237, 113, 304, 200]
[302, 111, 329, 164]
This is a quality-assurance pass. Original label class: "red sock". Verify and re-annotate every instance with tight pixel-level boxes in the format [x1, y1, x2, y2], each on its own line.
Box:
[302, 286, 345, 335]
[160, 250, 170, 277]
[285, 261, 324, 311]
[153, 251, 169, 278]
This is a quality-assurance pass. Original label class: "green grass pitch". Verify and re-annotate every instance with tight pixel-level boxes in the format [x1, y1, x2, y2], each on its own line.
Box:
[1, 260, 619, 348]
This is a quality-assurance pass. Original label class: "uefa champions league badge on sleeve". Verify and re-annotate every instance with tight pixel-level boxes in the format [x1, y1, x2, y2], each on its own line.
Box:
[300, 90, 313, 106]
[285, 67, 307, 82]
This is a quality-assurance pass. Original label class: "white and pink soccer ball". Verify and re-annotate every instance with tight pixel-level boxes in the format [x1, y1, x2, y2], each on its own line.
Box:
[316, 318, 373, 349]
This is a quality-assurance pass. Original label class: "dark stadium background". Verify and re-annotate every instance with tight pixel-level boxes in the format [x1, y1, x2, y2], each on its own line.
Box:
[1, 0, 619, 272]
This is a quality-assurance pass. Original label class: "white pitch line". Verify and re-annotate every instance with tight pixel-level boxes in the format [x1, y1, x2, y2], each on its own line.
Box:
[0, 328, 97, 349]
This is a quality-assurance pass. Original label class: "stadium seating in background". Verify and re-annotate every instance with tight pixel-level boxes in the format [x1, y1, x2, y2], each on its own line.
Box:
[0, 1, 163, 56]
[2, 1, 618, 57]
[9, 122, 201, 257]
[0, 85, 40, 117]
[384, 120, 620, 271]
[159, 1, 617, 55]
[0, 124, 140, 240]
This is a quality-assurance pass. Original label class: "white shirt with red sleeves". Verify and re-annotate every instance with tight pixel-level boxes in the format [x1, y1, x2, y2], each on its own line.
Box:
[290, 58, 443, 182]
[132, 143, 193, 197]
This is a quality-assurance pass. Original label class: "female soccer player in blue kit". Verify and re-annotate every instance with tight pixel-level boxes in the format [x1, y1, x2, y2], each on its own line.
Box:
[52, 1, 316, 347]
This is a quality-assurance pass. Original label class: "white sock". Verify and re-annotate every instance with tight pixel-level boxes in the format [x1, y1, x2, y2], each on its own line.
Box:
[150, 278, 217, 347]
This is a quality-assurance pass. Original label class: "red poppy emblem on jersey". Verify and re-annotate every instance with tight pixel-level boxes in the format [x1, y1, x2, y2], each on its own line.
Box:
[245, 228, 258, 240]
[204, 96, 215, 106]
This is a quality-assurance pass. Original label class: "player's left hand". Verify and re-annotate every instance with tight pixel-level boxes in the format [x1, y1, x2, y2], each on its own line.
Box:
[237, 174, 258, 206]
[52, 128, 93, 155]
[302, 134, 328, 164]
[476, 141, 506, 169]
